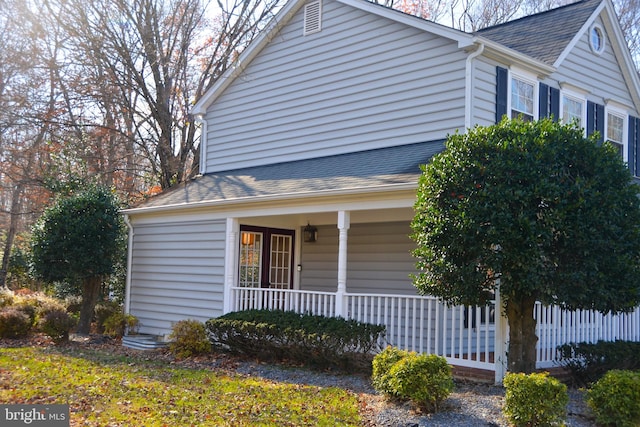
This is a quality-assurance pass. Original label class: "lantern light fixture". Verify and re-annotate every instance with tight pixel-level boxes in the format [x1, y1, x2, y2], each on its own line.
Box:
[303, 223, 318, 243]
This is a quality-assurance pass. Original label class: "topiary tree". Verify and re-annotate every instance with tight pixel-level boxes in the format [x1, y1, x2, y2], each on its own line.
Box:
[411, 117, 640, 373]
[31, 186, 124, 335]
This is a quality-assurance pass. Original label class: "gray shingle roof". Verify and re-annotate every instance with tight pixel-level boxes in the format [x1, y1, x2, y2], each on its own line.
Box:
[475, 0, 601, 65]
[133, 140, 445, 210]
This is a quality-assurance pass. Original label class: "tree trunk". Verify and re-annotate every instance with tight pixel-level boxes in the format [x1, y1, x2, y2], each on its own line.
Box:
[77, 275, 103, 335]
[505, 295, 538, 373]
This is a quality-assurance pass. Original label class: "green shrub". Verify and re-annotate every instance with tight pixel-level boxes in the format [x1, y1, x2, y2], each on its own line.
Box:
[103, 312, 138, 338]
[0, 307, 32, 338]
[503, 372, 569, 427]
[557, 340, 640, 387]
[206, 310, 385, 372]
[586, 370, 640, 427]
[39, 308, 76, 344]
[169, 320, 212, 358]
[372, 346, 408, 397]
[387, 353, 454, 412]
[94, 300, 122, 334]
[0, 288, 14, 308]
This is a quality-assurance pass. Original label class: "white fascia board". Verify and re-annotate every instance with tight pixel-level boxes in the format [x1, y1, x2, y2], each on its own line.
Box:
[474, 36, 556, 77]
[191, 0, 306, 116]
[337, 0, 474, 48]
[121, 182, 418, 216]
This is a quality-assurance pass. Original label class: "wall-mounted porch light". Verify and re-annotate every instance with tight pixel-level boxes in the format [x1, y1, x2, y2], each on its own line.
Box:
[241, 232, 255, 246]
[303, 223, 318, 243]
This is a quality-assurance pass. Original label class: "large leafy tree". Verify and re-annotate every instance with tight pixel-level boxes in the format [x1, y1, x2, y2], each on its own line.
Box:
[31, 186, 124, 334]
[411, 118, 640, 373]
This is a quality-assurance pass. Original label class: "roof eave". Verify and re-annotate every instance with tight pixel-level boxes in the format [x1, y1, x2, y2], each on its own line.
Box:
[474, 36, 556, 77]
[337, 0, 474, 48]
[191, 0, 306, 116]
[121, 181, 419, 216]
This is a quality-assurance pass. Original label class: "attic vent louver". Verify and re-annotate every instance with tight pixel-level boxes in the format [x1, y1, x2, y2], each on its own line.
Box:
[303, 0, 322, 35]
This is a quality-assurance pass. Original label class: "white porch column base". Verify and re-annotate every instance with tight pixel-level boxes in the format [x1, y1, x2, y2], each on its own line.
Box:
[494, 283, 509, 384]
[336, 211, 350, 317]
[223, 218, 240, 314]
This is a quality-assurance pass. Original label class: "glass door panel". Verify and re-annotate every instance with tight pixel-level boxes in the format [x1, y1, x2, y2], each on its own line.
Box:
[239, 231, 262, 288]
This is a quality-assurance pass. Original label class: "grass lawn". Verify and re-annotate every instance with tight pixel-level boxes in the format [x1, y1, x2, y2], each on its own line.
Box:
[0, 345, 363, 426]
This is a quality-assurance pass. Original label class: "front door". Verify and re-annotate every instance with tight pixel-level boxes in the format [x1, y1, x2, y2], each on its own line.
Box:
[238, 226, 294, 289]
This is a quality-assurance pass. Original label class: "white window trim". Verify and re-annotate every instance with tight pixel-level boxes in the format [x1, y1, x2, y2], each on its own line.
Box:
[559, 87, 587, 134]
[605, 103, 628, 162]
[508, 68, 538, 121]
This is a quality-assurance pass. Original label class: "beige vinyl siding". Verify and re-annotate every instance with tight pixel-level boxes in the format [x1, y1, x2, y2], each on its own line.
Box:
[128, 219, 226, 336]
[300, 221, 419, 295]
[205, 0, 467, 172]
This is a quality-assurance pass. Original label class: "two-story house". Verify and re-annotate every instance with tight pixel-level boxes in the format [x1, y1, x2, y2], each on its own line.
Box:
[122, 0, 640, 380]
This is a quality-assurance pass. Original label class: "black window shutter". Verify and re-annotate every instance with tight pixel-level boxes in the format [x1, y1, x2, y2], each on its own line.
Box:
[596, 103, 604, 142]
[496, 66, 508, 123]
[587, 101, 596, 136]
[550, 88, 560, 121]
[629, 115, 640, 176]
[587, 101, 604, 143]
[539, 83, 549, 118]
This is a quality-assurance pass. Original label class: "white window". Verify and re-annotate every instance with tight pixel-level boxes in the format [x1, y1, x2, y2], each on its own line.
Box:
[606, 107, 627, 160]
[510, 72, 537, 122]
[559, 86, 586, 132]
[562, 95, 584, 125]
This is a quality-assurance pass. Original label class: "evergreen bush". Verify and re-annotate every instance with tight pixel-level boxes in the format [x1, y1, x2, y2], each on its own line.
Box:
[206, 309, 385, 371]
[103, 312, 138, 337]
[387, 352, 454, 412]
[557, 340, 640, 386]
[586, 370, 640, 427]
[371, 346, 408, 397]
[503, 372, 568, 427]
[168, 320, 212, 358]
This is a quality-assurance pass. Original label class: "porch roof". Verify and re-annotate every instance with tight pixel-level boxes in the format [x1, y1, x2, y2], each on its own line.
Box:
[127, 140, 445, 212]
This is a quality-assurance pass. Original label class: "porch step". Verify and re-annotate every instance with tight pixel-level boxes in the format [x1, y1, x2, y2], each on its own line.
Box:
[122, 334, 168, 351]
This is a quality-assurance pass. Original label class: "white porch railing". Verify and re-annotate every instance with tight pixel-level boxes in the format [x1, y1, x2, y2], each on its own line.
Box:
[535, 303, 640, 368]
[231, 287, 640, 374]
[231, 287, 495, 371]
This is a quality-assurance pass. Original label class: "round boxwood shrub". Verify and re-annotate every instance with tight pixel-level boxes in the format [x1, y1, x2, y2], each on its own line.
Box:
[388, 353, 454, 412]
[169, 319, 212, 358]
[586, 370, 640, 427]
[372, 346, 411, 397]
[372, 346, 453, 412]
[503, 372, 568, 427]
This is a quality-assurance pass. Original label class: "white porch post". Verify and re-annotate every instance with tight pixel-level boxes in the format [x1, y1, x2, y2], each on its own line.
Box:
[223, 218, 240, 314]
[494, 281, 509, 384]
[336, 211, 350, 317]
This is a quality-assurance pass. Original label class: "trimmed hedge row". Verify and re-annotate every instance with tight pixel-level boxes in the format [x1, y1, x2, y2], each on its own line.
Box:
[557, 340, 640, 386]
[205, 309, 385, 371]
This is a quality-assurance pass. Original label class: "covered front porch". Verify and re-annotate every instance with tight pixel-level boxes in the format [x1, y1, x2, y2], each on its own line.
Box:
[224, 210, 640, 383]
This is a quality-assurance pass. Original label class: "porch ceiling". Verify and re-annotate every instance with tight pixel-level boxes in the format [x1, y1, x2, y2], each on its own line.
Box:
[128, 140, 445, 211]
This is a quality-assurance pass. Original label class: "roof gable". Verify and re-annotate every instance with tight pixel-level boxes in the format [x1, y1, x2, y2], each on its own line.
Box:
[475, 0, 601, 65]
[191, 0, 473, 116]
